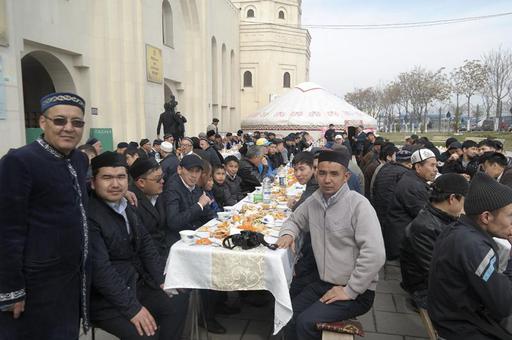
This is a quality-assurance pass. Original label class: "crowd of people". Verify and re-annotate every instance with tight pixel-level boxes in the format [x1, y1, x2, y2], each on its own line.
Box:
[1, 92, 512, 340]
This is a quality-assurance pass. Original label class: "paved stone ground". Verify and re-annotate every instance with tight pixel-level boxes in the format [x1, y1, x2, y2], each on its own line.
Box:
[193, 263, 429, 340]
[85, 263, 430, 340]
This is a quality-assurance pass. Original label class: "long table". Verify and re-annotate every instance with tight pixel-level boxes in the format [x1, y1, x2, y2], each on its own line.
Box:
[163, 183, 304, 335]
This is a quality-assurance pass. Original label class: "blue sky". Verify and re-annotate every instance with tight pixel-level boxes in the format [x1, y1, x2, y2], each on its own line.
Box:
[302, 0, 512, 97]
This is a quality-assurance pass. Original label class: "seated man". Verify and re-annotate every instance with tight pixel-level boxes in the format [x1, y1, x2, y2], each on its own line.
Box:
[480, 151, 512, 188]
[288, 152, 320, 298]
[162, 154, 216, 244]
[129, 158, 170, 265]
[88, 151, 188, 340]
[428, 173, 512, 340]
[238, 145, 268, 194]
[277, 150, 386, 340]
[400, 173, 468, 309]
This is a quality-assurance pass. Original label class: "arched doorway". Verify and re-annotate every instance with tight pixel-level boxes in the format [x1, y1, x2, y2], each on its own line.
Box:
[21, 51, 76, 129]
[164, 83, 174, 103]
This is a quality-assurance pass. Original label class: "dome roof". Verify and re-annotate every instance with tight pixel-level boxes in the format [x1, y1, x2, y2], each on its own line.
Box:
[241, 82, 377, 131]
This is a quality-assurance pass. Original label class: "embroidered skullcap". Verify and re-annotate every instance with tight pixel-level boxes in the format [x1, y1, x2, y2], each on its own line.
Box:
[40, 92, 85, 113]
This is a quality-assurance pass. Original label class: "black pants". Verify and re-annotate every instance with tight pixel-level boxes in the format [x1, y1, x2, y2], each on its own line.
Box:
[285, 280, 374, 340]
[289, 233, 320, 299]
[0, 272, 81, 340]
[94, 284, 189, 340]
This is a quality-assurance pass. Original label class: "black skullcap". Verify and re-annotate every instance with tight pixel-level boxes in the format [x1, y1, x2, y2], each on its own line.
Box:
[129, 158, 160, 180]
[206, 130, 216, 138]
[140, 138, 150, 147]
[86, 137, 99, 146]
[448, 141, 462, 150]
[117, 142, 129, 149]
[91, 151, 127, 172]
[432, 173, 469, 197]
[465, 172, 512, 215]
[129, 141, 139, 148]
[462, 140, 477, 149]
[318, 150, 350, 169]
[445, 137, 458, 148]
[163, 134, 174, 139]
[180, 154, 204, 170]
[396, 149, 412, 162]
[213, 118, 219, 122]
[153, 139, 163, 146]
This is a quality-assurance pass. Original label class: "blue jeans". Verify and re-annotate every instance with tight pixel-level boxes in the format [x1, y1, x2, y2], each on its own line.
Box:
[286, 280, 375, 340]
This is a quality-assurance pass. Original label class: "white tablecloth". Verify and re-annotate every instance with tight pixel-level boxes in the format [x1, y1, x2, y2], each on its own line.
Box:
[163, 242, 295, 334]
[164, 181, 304, 335]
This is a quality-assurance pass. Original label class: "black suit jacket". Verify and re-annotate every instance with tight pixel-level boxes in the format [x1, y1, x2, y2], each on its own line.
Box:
[129, 184, 170, 260]
[88, 193, 164, 321]
[162, 174, 216, 244]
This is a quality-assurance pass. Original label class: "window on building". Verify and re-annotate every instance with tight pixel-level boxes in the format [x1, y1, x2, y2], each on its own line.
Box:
[247, 9, 255, 18]
[162, 1, 174, 47]
[278, 10, 285, 19]
[243, 71, 253, 87]
[283, 72, 291, 88]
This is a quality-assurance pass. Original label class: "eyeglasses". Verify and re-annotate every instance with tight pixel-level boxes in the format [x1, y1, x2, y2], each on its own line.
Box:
[44, 115, 85, 128]
[142, 174, 164, 182]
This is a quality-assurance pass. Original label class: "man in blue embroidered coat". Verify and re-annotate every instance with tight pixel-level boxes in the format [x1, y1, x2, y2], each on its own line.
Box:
[0, 93, 90, 339]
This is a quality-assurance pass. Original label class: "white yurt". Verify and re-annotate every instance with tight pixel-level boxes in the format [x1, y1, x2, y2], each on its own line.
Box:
[241, 82, 377, 135]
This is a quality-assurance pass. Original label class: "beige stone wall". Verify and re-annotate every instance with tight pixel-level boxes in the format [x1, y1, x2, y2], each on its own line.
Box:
[0, 0, 241, 155]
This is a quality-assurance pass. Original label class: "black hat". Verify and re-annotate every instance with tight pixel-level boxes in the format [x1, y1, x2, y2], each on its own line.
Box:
[153, 139, 163, 146]
[117, 142, 129, 149]
[91, 151, 127, 172]
[432, 173, 469, 197]
[318, 150, 350, 168]
[462, 140, 477, 149]
[86, 137, 99, 146]
[396, 149, 412, 162]
[445, 137, 458, 148]
[464, 172, 512, 215]
[140, 138, 150, 147]
[129, 158, 159, 180]
[129, 141, 139, 148]
[180, 154, 204, 170]
[448, 141, 462, 150]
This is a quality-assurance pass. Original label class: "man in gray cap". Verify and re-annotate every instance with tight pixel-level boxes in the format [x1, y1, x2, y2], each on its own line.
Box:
[385, 148, 438, 260]
[277, 150, 385, 340]
[428, 172, 512, 340]
[400, 173, 469, 309]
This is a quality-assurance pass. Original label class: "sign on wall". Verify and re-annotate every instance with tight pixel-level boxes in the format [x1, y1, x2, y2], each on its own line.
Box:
[146, 44, 163, 84]
[89, 128, 114, 152]
[0, 0, 7, 46]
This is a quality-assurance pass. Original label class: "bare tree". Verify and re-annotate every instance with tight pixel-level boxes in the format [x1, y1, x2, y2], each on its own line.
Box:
[397, 66, 450, 132]
[483, 47, 512, 126]
[452, 60, 487, 130]
[481, 85, 495, 119]
[344, 87, 381, 118]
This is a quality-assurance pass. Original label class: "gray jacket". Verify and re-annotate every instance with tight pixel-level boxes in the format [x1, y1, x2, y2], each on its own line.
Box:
[280, 183, 385, 299]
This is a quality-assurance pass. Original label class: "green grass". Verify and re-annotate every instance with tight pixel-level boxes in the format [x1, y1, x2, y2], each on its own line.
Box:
[379, 131, 512, 151]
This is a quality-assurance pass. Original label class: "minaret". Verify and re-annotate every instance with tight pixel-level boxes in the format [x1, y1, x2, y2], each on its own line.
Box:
[231, 0, 311, 118]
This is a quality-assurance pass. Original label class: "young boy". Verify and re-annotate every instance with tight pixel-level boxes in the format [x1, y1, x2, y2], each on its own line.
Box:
[224, 156, 244, 202]
[199, 161, 222, 213]
[212, 164, 238, 208]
